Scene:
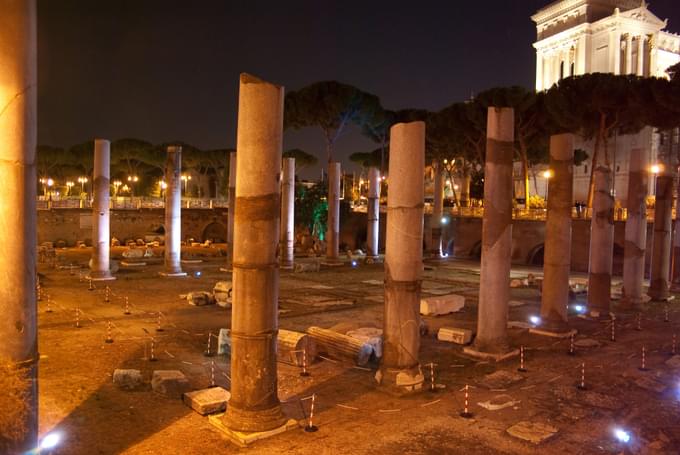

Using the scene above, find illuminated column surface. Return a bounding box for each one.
[621,149,648,307]
[223,73,286,431]
[430,160,444,257]
[648,168,673,301]
[162,145,186,276]
[474,107,514,354]
[540,134,573,331]
[90,139,115,281]
[378,121,425,392]
[280,156,295,269]
[587,166,614,316]
[326,161,341,261]
[227,150,236,268]
[366,166,380,258]
[0,0,38,451]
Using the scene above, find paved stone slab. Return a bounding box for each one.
[634,375,667,393]
[665,355,680,369]
[574,338,600,348]
[113,369,143,390]
[477,394,520,411]
[477,370,525,389]
[152,370,191,398]
[506,421,558,444]
[183,387,231,415]
[437,327,473,345]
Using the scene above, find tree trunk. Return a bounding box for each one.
[326,162,341,261]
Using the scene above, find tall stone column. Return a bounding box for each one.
[460,174,471,207]
[637,36,645,76]
[0,1,38,451]
[429,160,444,257]
[625,35,633,74]
[223,73,286,432]
[326,162,341,261]
[280,157,295,269]
[621,149,648,307]
[587,166,614,316]
[227,151,236,267]
[90,139,115,281]
[473,107,514,354]
[540,134,574,331]
[162,146,186,276]
[378,121,425,392]
[366,166,380,258]
[648,168,674,301]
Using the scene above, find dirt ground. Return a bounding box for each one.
[36,246,680,454]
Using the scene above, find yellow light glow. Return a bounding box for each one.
[542,170,552,179]
[650,164,662,174]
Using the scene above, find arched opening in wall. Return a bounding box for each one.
[527,244,545,266]
[470,241,482,259]
[202,222,227,243]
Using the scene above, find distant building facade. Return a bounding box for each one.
[531,0,680,205]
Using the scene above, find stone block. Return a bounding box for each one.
[218,328,231,355]
[478,370,525,389]
[184,291,215,306]
[665,355,680,369]
[213,281,232,308]
[112,369,143,390]
[437,327,472,345]
[183,387,231,415]
[506,421,558,444]
[420,294,465,316]
[151,370,191,398]
[478,394,520,411]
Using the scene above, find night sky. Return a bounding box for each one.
[37,0,680,179]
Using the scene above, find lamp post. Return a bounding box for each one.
[159,180,167,198]
[127,175,139,197]
[181,174,191,195]
[78,176,88,194]
[113,180,122,197]
[66,181,74,196]
[542,169,553,203]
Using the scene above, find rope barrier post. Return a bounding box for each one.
[304,394,319,432]
[460,384,473,418]
[635,313,642,331]
[104,286,110,303]
[610,319,616,342]
[37,285,42,301]
[577,363,587,390]
[124,296,131,315]
[427,362,437,392]
[105,320,114,344]
[156,312,164,332]
[149,338,157,362]
[210,360,216,387]
[517,346,527,372]
[568,333,575,356]
[638,346,649,371]
[300,349,311,377]
[88,278,94,291]
[75,308,81,328]
[664,305,670,323]
[204,332,214,357]
[672,333,677,356]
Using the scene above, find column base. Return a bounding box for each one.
[220,403,287,434]
[209,413,296,448]
[280,262,294,270]
[462,346,519,362]
[159,271,187,277]
[364,256,382,264]
[321,259,343,267]
[647,293,673,302]
[87,272,116,282]
[529,328,577,339]
[617,295,650,310]
[375,364,424,395]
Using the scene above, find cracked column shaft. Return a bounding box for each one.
[227,151,236,267]
[163,146,184,276]
[588,166,614,315]
[366,166,380,258]
[280,157,295,269]
[91,139,114,280]
[326,162,341,260]
[648,168,673,301]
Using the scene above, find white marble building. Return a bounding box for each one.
[531,0,680,205]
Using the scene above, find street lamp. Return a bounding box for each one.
[127,175,139,197]
[77,176,88,193]
[650,164,662,175]
[66,181,74,196]
[542,169,552,202]
[113,180,122,197]
[181,174,192,194]
[159,180,167,198]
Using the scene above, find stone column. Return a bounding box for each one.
[280,157,295,269]
[540,134,574,332]
[0,1,38,451]
[460,174,471,207]
[223,73,286,432]
[587,166,614,316]
[378,121,425,393]
[637,36,645,76]
[474,107,514,354]
[430,160,444,257]
[648,168,673,301]
[227,151,236,267]
[162,146,186,276]
[621,149,648,307]
[326,162,341,261]
[625,34,633,74]
[366,166,380,258]
[90,139,115,281]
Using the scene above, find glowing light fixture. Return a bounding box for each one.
[614,428,631,444]
[542,170,552,179]
[40,431,62,450]
[529,315,541,326]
